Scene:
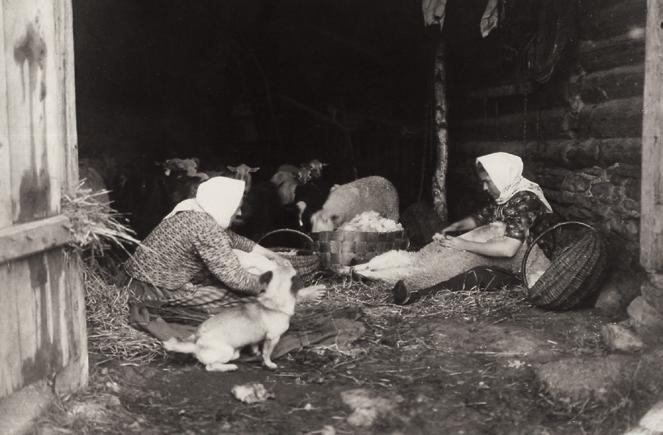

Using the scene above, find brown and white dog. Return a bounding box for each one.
[163,251,324,372]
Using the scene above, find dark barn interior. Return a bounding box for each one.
[72,0,434,234]
[72,0,648,309]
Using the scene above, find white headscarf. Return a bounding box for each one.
[476,152,553,213]
[163,176,245,228]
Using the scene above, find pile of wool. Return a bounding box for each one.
[340,211,404,232]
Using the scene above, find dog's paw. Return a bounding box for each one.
[264,361,278,370]
[206,363,238,372]
[162,337,178,351]
[297,285,327,303]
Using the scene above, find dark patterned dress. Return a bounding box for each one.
[471,191,548,243]
[124,211,263,313]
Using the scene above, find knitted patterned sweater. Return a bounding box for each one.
[125,211,262,294]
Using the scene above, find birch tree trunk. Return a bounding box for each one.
[432,40,449,223]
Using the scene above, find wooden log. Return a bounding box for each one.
[579,30,645,73]
[581,0,646,41]
[456,106,570,142]
[432,41,448,223]
[457,64,644,119]
[450,140,531,160]
[577,64,645,104]
[457,96,643,141]
[640,0,663,272]
[452,137,642,168]
[578,96,643,139]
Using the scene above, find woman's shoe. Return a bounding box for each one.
[391,280,411,305]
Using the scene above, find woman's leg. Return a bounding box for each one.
[393,266,521,305]
[162,283,250,314]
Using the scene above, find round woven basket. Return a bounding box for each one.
[312,229,409,271]
[521,221,607,311]
[258,229,320,279]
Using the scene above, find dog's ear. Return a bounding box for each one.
[259,271,273,286]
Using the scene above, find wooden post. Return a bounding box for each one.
[432,40,448,223]
[628,0,663,341]
[640,0,663,273]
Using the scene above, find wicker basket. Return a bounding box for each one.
[312,229,409,271]
[521,221,607,311]
[258,229,320,279]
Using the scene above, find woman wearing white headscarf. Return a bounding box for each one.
[123,176,290,314]
[386,152,553,305]
[435,152,552,257]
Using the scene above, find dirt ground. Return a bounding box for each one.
[37,275,660,435]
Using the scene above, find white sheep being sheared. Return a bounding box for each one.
[352,223,551,290]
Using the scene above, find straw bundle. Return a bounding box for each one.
[62,181,163,363]
[61,181,140,260]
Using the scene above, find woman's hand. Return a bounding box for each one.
[251,244,293,268]
[266,251,292,268]
[435,234,469,251]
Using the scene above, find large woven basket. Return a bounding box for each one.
[312,229,409,271]
[521,221,607,311]
[258,229,320,279]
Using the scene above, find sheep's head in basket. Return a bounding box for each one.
[310,210,339,233]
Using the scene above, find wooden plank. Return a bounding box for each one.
[3,0,63,223]
[0,215,72,264]
[53,0,78,196]
[0,3,12,229]
[63,0,78,195]
[55,251,88,395]
[0,263,21,397]
[640,0,663,272]
[12,256,38,389]
[0,249,76,399]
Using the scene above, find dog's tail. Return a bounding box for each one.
[163,337,197,354]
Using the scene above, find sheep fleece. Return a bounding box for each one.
[321,176,399,225]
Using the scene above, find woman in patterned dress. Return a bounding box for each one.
[392,152,554,304]
[435,152,552,256]
[123,176,292,317]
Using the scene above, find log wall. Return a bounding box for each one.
[449,0,646,303]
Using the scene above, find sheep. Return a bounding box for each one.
[310,176,399,233]
[352,223,551,290]
[228,163,259,193]
[304,158,328,180]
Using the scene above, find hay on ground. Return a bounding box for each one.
[62,181,163,364]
